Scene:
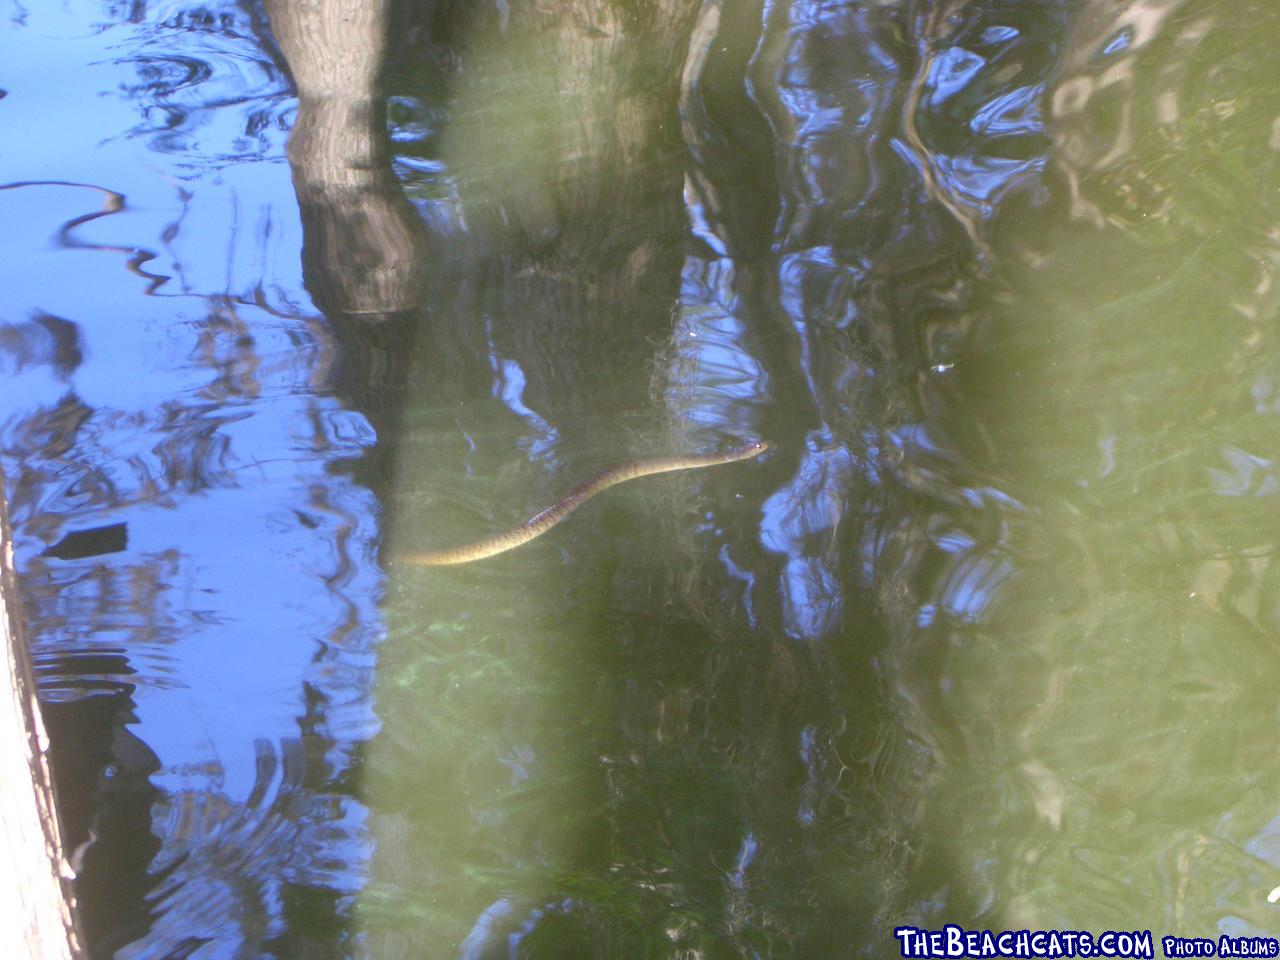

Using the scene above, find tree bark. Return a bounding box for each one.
[263,0,431,318]
[0,470,84,959]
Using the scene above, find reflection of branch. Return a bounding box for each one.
[897,6,993,264]
[0,181,170,293]
[1047,0,1186,227]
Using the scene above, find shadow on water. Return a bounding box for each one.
[0,0,1278,956]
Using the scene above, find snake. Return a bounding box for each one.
[393,440,768,566]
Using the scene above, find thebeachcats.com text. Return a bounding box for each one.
[894,926,1280,959]
[895,925,1154,959]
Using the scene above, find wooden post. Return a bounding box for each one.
[0,470,84,959]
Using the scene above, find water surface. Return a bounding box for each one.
[1,0,1277,956]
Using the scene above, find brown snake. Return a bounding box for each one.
[393,440,768,566]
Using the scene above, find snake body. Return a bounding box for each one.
[394,440,768,566]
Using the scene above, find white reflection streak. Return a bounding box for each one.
[458,896,577,958]
[937,552,1014,623]
[1207,447,1278,498]
[751,1,912,643]
[723,829,760,937]
[671,159,768,601]
[458,898,514,960]
[771,245,860,642]
[673,142,766,420]
[719,543,759,629]
[760,441,854,640]
[484,317,558,461]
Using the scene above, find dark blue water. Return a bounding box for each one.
[3,1,1279,957]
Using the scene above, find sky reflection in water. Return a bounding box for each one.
[2,4,377,955]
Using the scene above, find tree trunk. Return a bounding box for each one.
[263,0,431,318]
[0,470,84,959]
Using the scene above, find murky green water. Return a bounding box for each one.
[1,0,1278,956]
[356,1,1280,954]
